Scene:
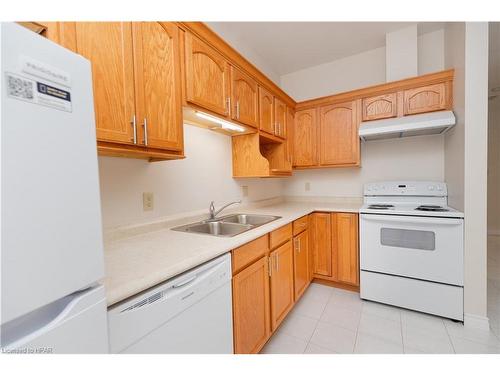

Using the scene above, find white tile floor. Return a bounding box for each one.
[261,283,500,354]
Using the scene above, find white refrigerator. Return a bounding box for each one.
[0,23,108,353]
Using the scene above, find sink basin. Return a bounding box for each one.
[184,221,252,237]
[171,213,281,237]
[220,214,281,226]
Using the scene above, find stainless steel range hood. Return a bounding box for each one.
[359,110,456,142]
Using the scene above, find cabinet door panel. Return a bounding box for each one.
[75,22,136,144]
[332,213,359,286]
[274,97,287,139]
[362,93,397,121]
[185,33,229,116]
[293,109,317,167]
[231,67,258,128]
[232,257,270,354]
[310,213,332,278]
[133,22,183,150]
[294,230,309,300]
[259,86,274,135]
[319,101,359,166]
[270,241,295,331]
[404,83,448,115]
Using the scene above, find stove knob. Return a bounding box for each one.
[437,185,443,191]
[428,185,435,191]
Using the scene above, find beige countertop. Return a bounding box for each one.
[103,200,362,307]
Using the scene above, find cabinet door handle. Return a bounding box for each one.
[268,256,272,277]
[275,253,279,272]
[297,238,301,253]
[225,97,231,116]
[236,101,240,119]
[142,118,148,146]
[130,115,137,144]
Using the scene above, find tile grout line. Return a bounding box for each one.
[303,290,335,353]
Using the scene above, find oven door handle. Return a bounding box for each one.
[361,214,463,226]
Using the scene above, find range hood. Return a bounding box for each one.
[359,110,456,142]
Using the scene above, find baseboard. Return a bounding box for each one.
[312,278,360,292]
[464,313,490,330]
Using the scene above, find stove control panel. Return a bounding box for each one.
[364,181,447,197]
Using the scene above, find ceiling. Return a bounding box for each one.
[208,22,445,76]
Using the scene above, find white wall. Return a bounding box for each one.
[444,23,466,211]
[444,22,490,325]
[280,30,445,102]
[280,47,386,102]
[488,23,500,235]
[98,125,283,228]
[386,25,418,81]
[463,22,489,323]
[284,136,444,198]
[205,22,281,85]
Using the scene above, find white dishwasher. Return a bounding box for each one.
[108,253,233,353]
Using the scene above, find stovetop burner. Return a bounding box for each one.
[368,204,395,210]
[415,205,449,212]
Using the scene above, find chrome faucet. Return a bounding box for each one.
[208,200,242,221]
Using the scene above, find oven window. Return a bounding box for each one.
[380,228,435,251]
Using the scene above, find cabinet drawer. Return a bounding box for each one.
[232,235,269,275]
[269,223,292,249]
[293,216,308,236]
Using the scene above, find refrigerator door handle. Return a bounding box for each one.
[2,286,104,350]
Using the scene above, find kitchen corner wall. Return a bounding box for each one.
[281,29,446,199]
[98,125,284,229]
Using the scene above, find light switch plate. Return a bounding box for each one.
[305,182,311,191]
[241,185,249,197]
[143,192,154,211]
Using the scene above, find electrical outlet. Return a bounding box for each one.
[305,182,311,191]
[241,185,249,197]
[143,192,154,211]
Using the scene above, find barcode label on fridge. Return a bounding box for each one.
[8,74,34,100]
[5,72,72,112]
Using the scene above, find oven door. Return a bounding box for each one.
[360,214,463,286]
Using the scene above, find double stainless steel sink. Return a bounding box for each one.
[171,214,281,237]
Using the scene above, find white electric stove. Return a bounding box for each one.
[359,181,464,321]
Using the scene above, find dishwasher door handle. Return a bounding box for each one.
[172,275,198,288]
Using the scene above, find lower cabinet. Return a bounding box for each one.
[293,221,310,300]
[231,212,358,354]
[269,240,295,331]
[232,256,271,354]
[311,212,359,288]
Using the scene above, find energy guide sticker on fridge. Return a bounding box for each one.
[5,72,72,112]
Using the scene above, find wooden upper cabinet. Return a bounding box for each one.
[403,82,450,115]
[274,97,287,139]
[310,213,332,278]
[259,86,275,135]
[319,101,359,166]
[232,256,270,354]
[269,241,295,331]
[332,213,359,286]
[184,33,230,117]
[75,22,136,145]
[293,230,309,300]
[293,109,317,167]
[132,22,183,151]
[230,67,258,128]
[362,93,398,121]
